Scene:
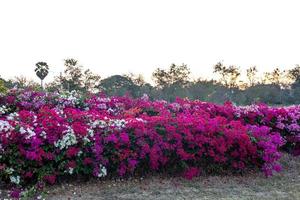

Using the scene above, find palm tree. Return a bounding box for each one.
[35,62,49,89]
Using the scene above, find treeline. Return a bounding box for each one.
[1,59,300,105]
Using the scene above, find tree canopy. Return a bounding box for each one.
[2,60,300,105]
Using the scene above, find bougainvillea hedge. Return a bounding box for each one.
[0,89,299,191]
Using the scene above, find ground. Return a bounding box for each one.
[1,154,299,200]
[46,154,300,200]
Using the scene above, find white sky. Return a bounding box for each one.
[0,0,300,84]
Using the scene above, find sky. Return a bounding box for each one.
[0,0,300,84]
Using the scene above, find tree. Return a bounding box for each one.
[99,75,138,97]
[35,62,49,89]
[263,68,282,85]
[0,78,7,94]
[152,63,191,88]
[82,69,101,93]
[62,58,83,91]
[213,62,227,84]
[263,68,291,104]
[49,58,101,93]
[152,68,171,88]
[288,65,300,103]
[246,66,258,87]
[243,83,283,105]
[11,76,40,89]
[213,62,241,102]
[187,79,229,103]
[169,63,191,85]
[124,73,146,86]
[288,65,300,83]
[213,62,241,88]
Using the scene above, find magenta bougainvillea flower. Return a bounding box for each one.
[0,89,299,189]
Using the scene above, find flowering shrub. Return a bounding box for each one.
[0,89,297,192]
[233,104,300,156]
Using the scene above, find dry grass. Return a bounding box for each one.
[1,154,299,200]
[45,154,300,200]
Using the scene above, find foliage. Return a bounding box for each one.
[35,62,49,88]
[99,75,139,97]
[152,63,191,88]
[213,62,241,88]
[9,76,40,90]
[263,68,285,86]
[4,61,300,105]
[48,58,101,93]
[1,89,299,197]
[0,79,7,94]
[246,66,258,87]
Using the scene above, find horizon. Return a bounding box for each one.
[0,60,298,86]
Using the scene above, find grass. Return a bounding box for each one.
[47,154,300,200]
[1,154,299,200]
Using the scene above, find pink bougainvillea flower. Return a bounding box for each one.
[183,167,201,180]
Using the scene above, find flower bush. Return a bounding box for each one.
[233,104,300,155]
[0,89,298,193]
